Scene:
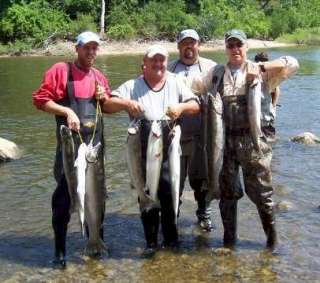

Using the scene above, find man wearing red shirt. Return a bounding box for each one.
[33,31,111,268]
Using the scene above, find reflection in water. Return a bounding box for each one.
[0,47,320,282]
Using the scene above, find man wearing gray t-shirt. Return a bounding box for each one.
[168,29,217,231]
[104,45,200,253]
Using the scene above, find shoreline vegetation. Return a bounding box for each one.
[0,38,296,58]
[1,1,319,57]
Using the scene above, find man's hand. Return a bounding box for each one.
[166,105,183,120]
[126,100,144,117]
[66,109,80,131]
[95,83,106,102]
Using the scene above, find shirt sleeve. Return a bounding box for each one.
[94,69,112,99]
[111,80,133,100]
[32,63,68,109]
[177,76,200,103]
[264,56,299,91]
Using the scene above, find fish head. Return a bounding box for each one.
[60,125,72,139]
[151,121,162,138]
[212,92,223,115]
[170,124,181,140]
[86,142,101,163]
[128,119,141,135]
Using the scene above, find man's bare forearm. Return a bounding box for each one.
[101,97,129,113]
[41,100,72,117]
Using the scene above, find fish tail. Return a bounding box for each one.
[85,238,107,257]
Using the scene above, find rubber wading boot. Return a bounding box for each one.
[141,209,159,256]
[258,208,278,251]
[194,189,214,232]
[52,218,68,269]
[198,217,214,232]
[219,199,238,247]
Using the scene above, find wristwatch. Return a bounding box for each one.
[259,63,266,73]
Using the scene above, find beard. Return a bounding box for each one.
[183,48,196,60]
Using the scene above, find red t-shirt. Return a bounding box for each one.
[32,62,111,109]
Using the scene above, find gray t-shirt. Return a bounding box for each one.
[112,72,198,121]
[169,58,216,141]
[172,61,201,78]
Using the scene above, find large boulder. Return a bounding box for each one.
[0,137,22,161]
[290,132,320,145]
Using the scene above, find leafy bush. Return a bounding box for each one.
[277,27,320,45]
[197,0,271,40]
[68,14,97,37]
[0,43,9,55]
[107,23,136,40]
[0,1,69,45]
[135,0,197,40]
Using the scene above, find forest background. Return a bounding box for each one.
[0,0,320,54]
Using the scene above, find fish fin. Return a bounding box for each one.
[85,238,107,257]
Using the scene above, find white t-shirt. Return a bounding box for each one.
[112,72,198,121]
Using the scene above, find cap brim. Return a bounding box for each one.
[225,35,246,43]
[146,51,168,58]
[178,35,199,43]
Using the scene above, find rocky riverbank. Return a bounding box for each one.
[1,39,295,57]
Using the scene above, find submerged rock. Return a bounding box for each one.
[0,137,21,161]
[275,200,294,212]
[211,247,232,256]
[290,132,320,145]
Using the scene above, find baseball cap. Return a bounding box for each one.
[76,31,100,46]
[224,29,247,43]
[145,45,168,58]
[177,29,200,43]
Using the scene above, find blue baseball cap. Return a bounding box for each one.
[76,31,100,46]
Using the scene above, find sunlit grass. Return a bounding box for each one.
[277,27,320,45]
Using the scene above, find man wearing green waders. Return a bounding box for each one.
[190,29,299,250]
[33,31,111,268]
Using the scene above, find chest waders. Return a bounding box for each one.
[213,64,277,250]
[139,120,180,250]
[52,63,105,265]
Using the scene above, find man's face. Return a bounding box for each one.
[76,42,99,68]
[225,39,247,66]
[178,38,199,63]
[143,54,167,79]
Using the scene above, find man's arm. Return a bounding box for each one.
[102,96,143,117]
[41,100,80,131]
[166,100,200,120]
[271,86,280,107]
[249,56,299,90]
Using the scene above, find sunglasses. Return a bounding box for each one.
[226,42,244,49]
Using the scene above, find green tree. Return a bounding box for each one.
[0,1,69,44]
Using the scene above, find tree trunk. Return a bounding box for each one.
[100,0,105,39]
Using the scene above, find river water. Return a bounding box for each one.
[0,47,319,282]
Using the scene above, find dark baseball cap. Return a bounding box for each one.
[224,29,247,43]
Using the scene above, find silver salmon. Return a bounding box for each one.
[206,92,224,204]
[168,125,182,225]
[247,80,263,155]
[126,120,154,212]
[60,125,77,213]
[84,142,107,256]
[146,121,163,206]
[74,142,87,235]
